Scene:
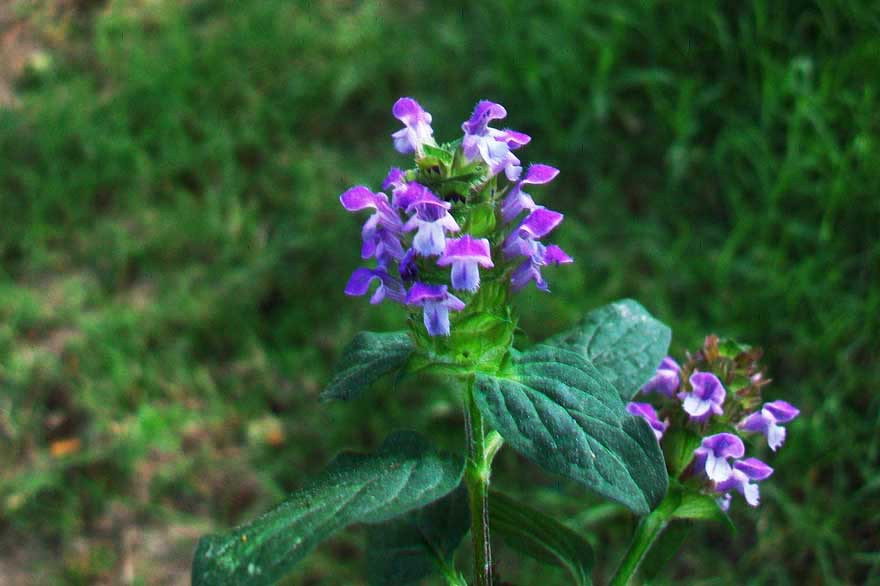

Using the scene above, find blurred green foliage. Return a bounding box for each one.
[0,0,878,584]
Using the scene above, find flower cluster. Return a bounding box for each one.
[627,336,800,510]
[341,98,572,337]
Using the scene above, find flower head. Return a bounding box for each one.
[641,357,681,397]
[461,100,530,180]
[405,282,465,336]
[715,457,774,507]
[392,98,435,156]
[738,400,800,451]
[679,371,726,422]
[437,235,494,292]
[626,402,668,440]
[693,433,745,482]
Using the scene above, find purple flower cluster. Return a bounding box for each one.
[626,340,800,511]
[341,98,572,336]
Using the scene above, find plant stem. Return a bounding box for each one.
[464,375,493,586]
[608,498,674,586]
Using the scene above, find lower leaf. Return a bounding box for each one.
[191,431,463,586]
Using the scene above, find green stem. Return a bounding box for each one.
[464,375,493,586]
[608,499,674,586]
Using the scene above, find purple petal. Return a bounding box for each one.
[510,258,549,293]
[641,357,681,397]
[462,100,507,135]
[344,267,377,297]
[451,261,480,292]
[763,400,800,423]
[734,458,774,481]
[400,183,449,213]
[519,208,565,239]
[383,167,406,192]
[689,372,726,402]
[626,402,668,440]
[541,244,573,265]
[738,411,771,433]
[406,282,448,305]
[399,249,418,282]
[496,129,531,149]
[700,433,745,459]
[340,186,385,212]
[423,302,451,336]
[393,97,431,126]
[522,164,560,185]
[437,235,493,267]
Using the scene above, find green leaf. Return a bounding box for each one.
[660,427,701,477]
[545,299,671,400]
[423,143,454,166]
[474,346,668,515]
[321,331,413,401]
[191,431,463,586]
[366,485,470,586]
[669,487,735,531]
[489,491,594,586]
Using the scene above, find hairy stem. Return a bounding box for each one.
[464,375,493,586]
[608,498,674,586]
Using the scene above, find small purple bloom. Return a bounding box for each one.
[402,185,460,257]
[437,235,494,292]
[510,243,573,292]
[715,457,774,507]
[502,208,565,259]
[392,97,435,156]
[461,100,530,180]
[501,164,559,224]
[340,186,404,265]
[641,357,681,397]
[738,400,800,451]
[693,433,745,482]
[626,402,668,440]
[679,371,726,423]
[344,267,406,304]
[406,282,466,336]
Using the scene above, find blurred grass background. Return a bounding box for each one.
[0,0,878,584]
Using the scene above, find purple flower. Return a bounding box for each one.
[340,186,404,265]
[501,164,559,224]
[693,433,745,482]
[406,282,466,336]
[392,98,435,156]
[678,371,726,422]
[510,243,573,292]
[715,457,774,507]
[344,267,406,304]
[398,248,418,282]
[626,402,668,440]
[437,235,494,292]
[401,185,460,256]
[641,357,681,397]
[383,167,409,204]
[738,400,800,451]
[502,208,565,259]
[461,100,530,180]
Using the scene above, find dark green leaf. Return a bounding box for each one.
[474,346,668,514]
[191,431,463,586]
[321,331,413,401]
[545,299,671,400]
[366,485,470,586]
[490,491,594,586]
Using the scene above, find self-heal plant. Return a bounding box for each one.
[192,101,801,586]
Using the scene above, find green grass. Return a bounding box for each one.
[1,0,878,584]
